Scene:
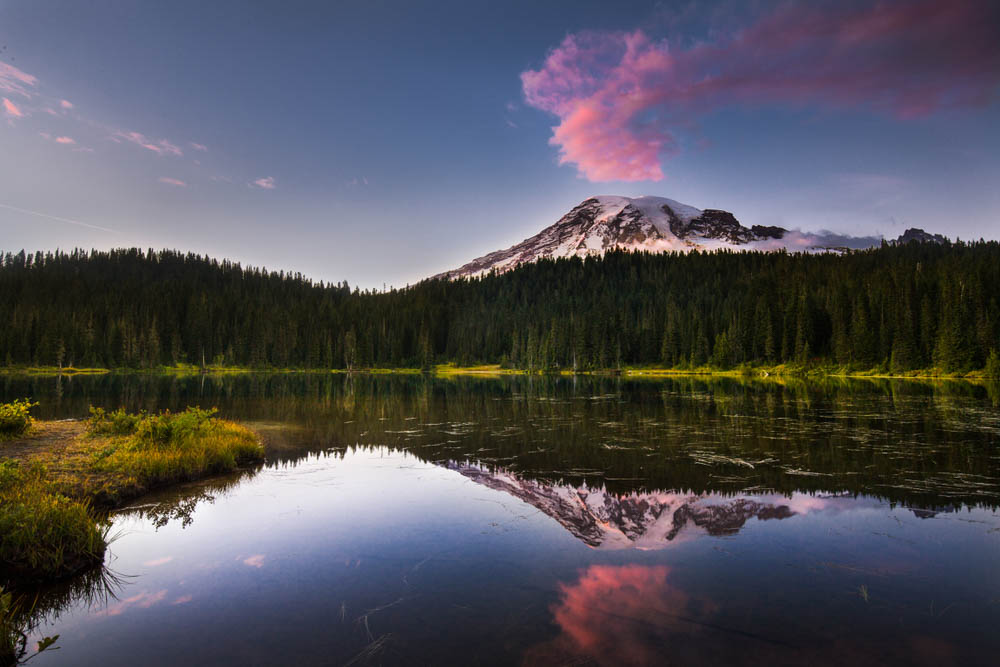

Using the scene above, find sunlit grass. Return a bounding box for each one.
[0,460,106,584]
[85,406,264,500]
[1,403,264,587]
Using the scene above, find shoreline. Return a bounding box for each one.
[1,363,995,383]
[1,412,264,586]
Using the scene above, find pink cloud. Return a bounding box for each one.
[0,63,37,98]
[3,97,24,118]
[55,136,75,144]
[60,99,73,109]
[112,130,184,156]
[190,142,208,151]
[103,589,168,617]
[251,176,275,190]
[521,0,1000,182]
[158,177,187,187]
[172,595,193,605]
[524,564,719,666]
[143,556,174,567]
[242,554,265,568]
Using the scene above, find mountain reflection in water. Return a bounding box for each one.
[1,373,998,666]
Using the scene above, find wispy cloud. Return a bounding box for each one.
[242,554,265,568]
[59,99,73,109]
[112,130,184,156]
[3,97,24,118]
[54,136,75,144]
[158,176,187,187]
[0,63,37,98]
[190,142,207,151]
[251,176,275,190]
[0,202,115,232]
[142,556,174,567]
[103,589,168,617]
[522,0,1000,181]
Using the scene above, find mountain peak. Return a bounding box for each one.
[433,195,926,280]
[434,195,784,279]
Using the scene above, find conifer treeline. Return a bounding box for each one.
[1,243,998,372]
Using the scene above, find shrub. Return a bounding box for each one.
[85,407,142,436]
[0,400,37,440]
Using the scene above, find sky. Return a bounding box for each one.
[2,0,999,288]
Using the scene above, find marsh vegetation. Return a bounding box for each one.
[0,402,263,588]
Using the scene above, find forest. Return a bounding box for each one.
[1,241,998,374]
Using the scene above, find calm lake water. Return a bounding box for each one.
[3,373,1000,666]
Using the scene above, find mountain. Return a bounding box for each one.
[448,462,806,549]
[435,195,958,279]
[894,227,948,244]
[436,195,890,279]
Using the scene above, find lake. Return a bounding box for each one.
[3,373,999,666]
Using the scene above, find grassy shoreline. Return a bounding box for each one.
[1,362,996,382]
[1,406,264,587]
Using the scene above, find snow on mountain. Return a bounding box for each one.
[448,462,807,549]
[433,195,890,279]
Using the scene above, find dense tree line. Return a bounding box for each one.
[1,242,998,372]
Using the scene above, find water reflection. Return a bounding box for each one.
[1,373,998,665]
[4,372,999,510]
[5,566,127,665]
[526,564,719,666]
[451,463,818,548]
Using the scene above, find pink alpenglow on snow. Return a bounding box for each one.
[521,0,1000,182]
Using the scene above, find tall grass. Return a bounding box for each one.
[86,406,263,491]
[0,461,106,584]
[1,404,263,589]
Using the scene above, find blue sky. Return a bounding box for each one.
[2,0,998,288]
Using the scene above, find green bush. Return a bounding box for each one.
[85,407,142,436]
[0,400,37,440]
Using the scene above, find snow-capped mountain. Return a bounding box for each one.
[449,462,802,549]
[434,195,888,279]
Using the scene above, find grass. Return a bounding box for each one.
[85,406,264,498]
[0,402,264,587]
[0,460,106,585]
[2,361,995,382]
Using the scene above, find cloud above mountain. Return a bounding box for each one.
[521,0,1000,182]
